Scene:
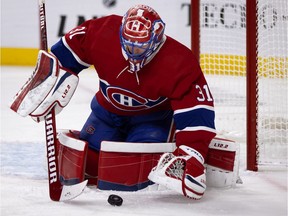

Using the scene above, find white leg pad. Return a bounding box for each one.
[206,137,242,188]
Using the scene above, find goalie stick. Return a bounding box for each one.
[38,0,87,201]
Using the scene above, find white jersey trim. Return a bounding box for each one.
[101,141,176,153]
[176,126,216,134]
[174,105,214,115]
[62,36,91,67]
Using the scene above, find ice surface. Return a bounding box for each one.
[1,66,287,216]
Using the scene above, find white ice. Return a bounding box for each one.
[1,66,287,216]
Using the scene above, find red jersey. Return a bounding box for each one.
[51,15,216,156]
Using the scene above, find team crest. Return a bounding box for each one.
[100,79,167,111]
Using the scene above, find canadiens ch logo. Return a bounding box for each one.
[100,79,167,111]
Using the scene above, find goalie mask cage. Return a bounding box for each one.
[191,0,287,171]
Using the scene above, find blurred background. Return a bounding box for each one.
[1,0,192,66]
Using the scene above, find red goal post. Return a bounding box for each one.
[191,0,288,171]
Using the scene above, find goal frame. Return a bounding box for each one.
[190,0,258,171]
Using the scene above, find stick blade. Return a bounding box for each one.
[56,180,88,202]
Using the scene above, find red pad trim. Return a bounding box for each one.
[98,151,161,190]
[206,149,236,171]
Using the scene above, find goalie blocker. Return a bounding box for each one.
[9,50,79,122]
[56,130,241,193]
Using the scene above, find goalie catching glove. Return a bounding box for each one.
[148,145,206,200]
[10,50,79,121]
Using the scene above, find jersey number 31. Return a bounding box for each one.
[196,84,213,102]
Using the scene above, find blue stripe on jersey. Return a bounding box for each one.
[51,39,89,73]
[174,106,215,131]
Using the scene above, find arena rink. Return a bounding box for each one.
[1,66,287,216]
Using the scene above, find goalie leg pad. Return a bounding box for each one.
[98,151,161,191]
[57,130,88,185]
[95,138,240,192]
[97,141,175,191]
[85,148,99,186]
[206,137,241,187]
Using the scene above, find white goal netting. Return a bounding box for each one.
[197,0,287,166]
[256,0,287,166]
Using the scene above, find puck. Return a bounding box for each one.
[108,194,123,206]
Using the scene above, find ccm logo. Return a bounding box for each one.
[62,85,71,98]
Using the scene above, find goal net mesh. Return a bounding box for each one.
[198,0,287,166]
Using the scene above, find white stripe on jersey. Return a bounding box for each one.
[174,105,214,115]
[176,126,216,134]
[62,36,91,67]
